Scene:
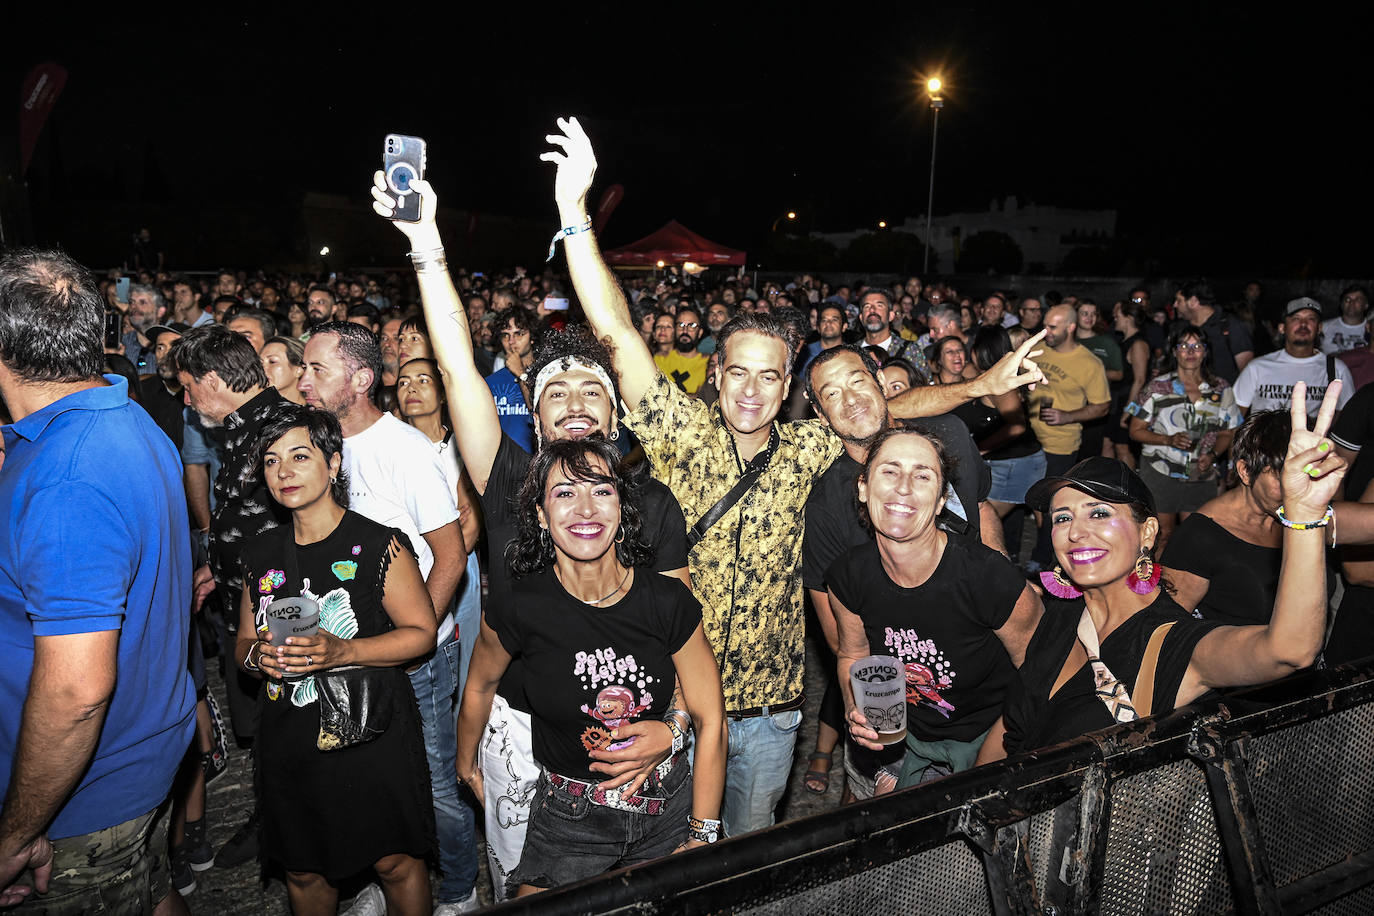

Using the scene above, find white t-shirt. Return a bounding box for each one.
[344,412,461,640]
[1232,349,1354,415]
[1322,317,1367,355]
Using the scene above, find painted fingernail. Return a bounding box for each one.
[1319,441,1330,452]
[1303,464,1315,475]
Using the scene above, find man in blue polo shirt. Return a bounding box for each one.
[0,248,195,913]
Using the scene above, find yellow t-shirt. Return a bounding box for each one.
[1028,343,1112,456]
[653,350,710,394]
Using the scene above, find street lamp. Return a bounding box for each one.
[923,76,944,275]
[772,211,798,232]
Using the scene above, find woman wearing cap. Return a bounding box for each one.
[980,381,1345,760]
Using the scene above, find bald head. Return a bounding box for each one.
[1043,304,1079,350]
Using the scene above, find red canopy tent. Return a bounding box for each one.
[603,220,746,268]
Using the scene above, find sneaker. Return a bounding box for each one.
[213,811,259,869]
[170,847,197,896]
[343,882,386,916]
[183,820,214,873]
[433,888,480,915]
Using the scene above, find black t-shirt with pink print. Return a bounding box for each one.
[490,565,701,782]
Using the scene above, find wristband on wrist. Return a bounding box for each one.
[243,643,260,673]
[1275,504,1334,530]
[687,815,721,844]
[546,218,593,262]
[408,246,447,273]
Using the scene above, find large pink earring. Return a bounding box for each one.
[1127,550,1161,595]
[1039,567,1083,600]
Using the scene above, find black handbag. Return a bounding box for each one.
[316,665,395,751]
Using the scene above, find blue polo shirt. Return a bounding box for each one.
[0,376,195,839]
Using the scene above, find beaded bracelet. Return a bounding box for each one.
[546,219,593,262]
[1275,505,1334,530]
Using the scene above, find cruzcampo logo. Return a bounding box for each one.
[331,561,358,582]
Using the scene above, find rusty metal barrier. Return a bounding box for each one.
[480,660,1374,915]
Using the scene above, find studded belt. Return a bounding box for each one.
[543,750,685,815]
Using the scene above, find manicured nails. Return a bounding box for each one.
[1319,441,1331,453]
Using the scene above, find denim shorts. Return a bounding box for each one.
[507,756,692,894]
[987,450,1047,505]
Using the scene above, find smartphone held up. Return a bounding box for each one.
[383,134,427,222]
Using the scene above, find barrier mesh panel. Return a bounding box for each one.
[735,840,991,916]
[1312,881,1374,916]
[1026,805,1059,896]
[1100,761,1232,915]
[1247,703,1374,888]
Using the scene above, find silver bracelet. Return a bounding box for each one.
[243,643,260,672]
[408,246,447,274]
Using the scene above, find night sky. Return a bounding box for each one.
[5,8,1371,274]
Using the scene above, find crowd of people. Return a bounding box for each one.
[0,115,1366,916]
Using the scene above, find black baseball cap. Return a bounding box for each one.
[1026,456,1156,515]
[144,322,191,345]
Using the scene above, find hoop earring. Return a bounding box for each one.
[539,529,553,555]
[330,476,337,484]
[1039,566,1083,600]
[1127,548,1161,595]
[615,525,626,544]
[609,425,620,441]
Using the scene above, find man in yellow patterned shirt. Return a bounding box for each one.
[542,116,1045,835]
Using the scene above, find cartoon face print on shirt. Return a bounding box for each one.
[886,627,957,718]
[574,646,656,753]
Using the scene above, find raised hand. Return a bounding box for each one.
[540,116,597,212]
[1281,380,1346,520]
[980,328,1047,398]
[370,171,441,249]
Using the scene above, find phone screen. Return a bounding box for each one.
[104,312,123,350]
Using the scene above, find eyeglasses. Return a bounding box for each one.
[677,321,699,329]
[1130,296,1146,303]
[1175,342,1206,351]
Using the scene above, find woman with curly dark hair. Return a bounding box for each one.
[455,438,725,897]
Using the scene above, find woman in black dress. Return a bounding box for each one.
[236,404,438,915]
[981,382,1344,760]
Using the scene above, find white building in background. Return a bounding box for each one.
[817,197,1117,272]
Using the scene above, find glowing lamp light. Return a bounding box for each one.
[927,77,942,94]
[319,246,330,256]
[786,211,797,220]
[878,220,887,229]
[656,260,666,268]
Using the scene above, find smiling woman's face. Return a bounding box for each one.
[858,433,946,543]
[1049,486,1156,588]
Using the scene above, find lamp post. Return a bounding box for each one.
[771,210,797,232]
[923,77,944,275]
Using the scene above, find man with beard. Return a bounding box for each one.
[1233,297,1354,418]
[378,315,403,390]
[370,171,691,905]
[121,284,167,375]
[654,305,711,394]
[698,300,733,355]
[139,323,191,449]
[543,115,1042,837]
[304,286,336,332]
[170,326,286,867]
[858,290,930,382]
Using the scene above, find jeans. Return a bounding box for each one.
[454,551,482,697]
[721,708,803,837]
[408,633,477,903]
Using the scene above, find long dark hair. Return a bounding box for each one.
[505,438,655,577]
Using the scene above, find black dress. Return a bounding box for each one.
[241,511,434,880]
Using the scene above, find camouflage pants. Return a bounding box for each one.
[9,801,171,915]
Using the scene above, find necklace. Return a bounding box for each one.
[559,565,631,605]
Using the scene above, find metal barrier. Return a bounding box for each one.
[481,661,1374,915]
